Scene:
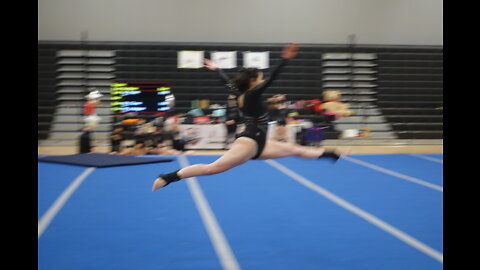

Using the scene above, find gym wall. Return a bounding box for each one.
[38,0,442,45]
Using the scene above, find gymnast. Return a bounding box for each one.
[152,43,349,191]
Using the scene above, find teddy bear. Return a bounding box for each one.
[321,90,354,118]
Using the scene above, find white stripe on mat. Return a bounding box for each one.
[410,154,443,164]
[265,159,443,264]
[343,156,443,192]
[177,156,241,270]
[38,167,95,238]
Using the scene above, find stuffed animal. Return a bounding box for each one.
[321,90,353,118]
[304,99,323,114]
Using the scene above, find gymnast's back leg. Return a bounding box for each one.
[256,139,350,161]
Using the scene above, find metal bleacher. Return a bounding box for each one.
[376,49,443,139]
[38,46,58,141]
[38,41,443,147]
[320,52,397,140]
[39,45,116,147]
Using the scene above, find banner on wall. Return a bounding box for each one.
[243,51,269,69]
[177,50,204,69]
[179,123,298,149]
[210,51,237,69]
[180,124,227,149]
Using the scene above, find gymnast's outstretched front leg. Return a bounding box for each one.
[152,137,257,191]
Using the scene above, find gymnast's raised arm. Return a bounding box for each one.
[204,58,232,86]
[250,43,299,96]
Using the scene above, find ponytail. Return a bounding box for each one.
[232,68,260,92]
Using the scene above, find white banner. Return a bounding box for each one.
[177,50,204,69]
[266,124,297,144]
[243,51,269,69]
[180,123,299,149]
[210,51,237,69]
[181,124,227,149]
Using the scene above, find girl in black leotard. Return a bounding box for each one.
[152,43,349,191]
[204,58,276,157]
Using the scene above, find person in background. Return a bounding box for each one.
[268,94,288,124]
[147,143,195,155]
[79,125,93,154]
[163,112,187,151]
[268,94,289,142]
[83,89,102,128]
[224,92,243,149]
[204,59,244,149]
[110,126,124,154]
[117,141,148,155]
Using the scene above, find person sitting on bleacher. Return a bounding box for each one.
[267,94,289,142]
[267,94,288,125]
[110,126,124,154]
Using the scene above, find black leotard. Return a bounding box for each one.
[216,58,289,159]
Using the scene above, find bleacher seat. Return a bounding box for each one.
[39,42,443,143]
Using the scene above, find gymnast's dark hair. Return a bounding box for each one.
[232,68,261,92]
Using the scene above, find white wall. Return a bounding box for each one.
[38,0,442,45]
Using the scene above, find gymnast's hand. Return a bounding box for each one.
[204,58,218,70]
[282,43,299,59]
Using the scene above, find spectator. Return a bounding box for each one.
[163,113,185,150]
[203,59,243,149]
[147,143,195,155]
[117,141,148,155]
[110,126,124,154]
[224,92,242,149]
[79,125,93,154]
[268,94,288,125]
[83,89,103,128]
[268,94,289,142]
[134,119,156,147]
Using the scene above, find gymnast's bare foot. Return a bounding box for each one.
[152,177,168,191]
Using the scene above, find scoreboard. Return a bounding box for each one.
[110,82,174,114]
